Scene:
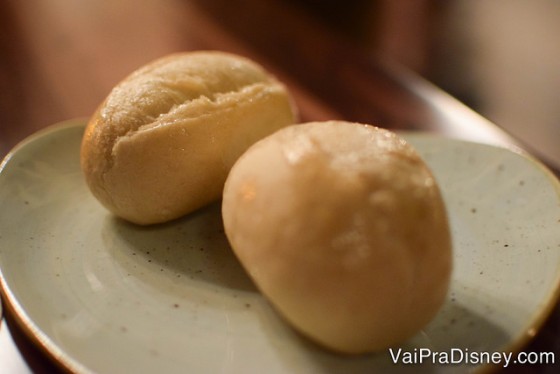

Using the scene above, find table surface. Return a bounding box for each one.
[1,0,559,373]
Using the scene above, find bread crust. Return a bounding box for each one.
[81,51,296,224]
[222,121,452,353]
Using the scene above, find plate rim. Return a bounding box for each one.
[399,129,560,363]
[0,119,92,374]
[1,120,560,374]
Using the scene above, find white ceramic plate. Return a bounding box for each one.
[1,120,560,373]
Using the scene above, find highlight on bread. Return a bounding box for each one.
[81,51,296,225]
[222,121,452,354]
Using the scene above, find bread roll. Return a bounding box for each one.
[81,51,296,225]
[222,121,452,354]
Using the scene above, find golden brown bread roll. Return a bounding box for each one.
[222,121,452,354]
[81,51,296,225]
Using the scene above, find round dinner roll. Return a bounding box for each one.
[81,51,296,225]
[222,121,452,354]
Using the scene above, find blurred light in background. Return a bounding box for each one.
[291,0,560,168]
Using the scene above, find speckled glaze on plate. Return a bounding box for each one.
[0,120,559,373]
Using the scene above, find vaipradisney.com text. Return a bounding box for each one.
[389,347,555,368]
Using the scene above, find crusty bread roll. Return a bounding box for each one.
[222,121,452,354]
[81,51,296,225]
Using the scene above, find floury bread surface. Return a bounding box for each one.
[81,51,296,225]
[222,121,452,354]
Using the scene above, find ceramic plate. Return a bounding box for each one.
[1,120,560,373]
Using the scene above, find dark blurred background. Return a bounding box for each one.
[290,0,560,168]
[1,0,559,167]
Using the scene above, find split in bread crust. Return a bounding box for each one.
[81,51,296,224]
